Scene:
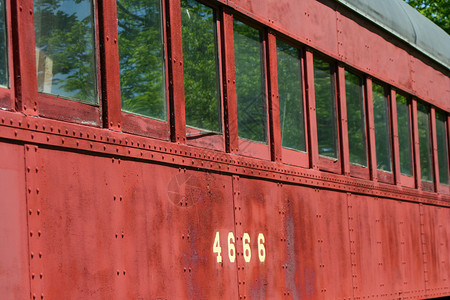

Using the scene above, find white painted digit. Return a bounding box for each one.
[257,233,266,262]
[228,232,236,263]
[213,232,222,263]
[243,233,251,263]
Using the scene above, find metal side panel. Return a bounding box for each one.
[35,147,238,299]
[282,185,353,299]
[232,176,286,299]
[0,142,29,299]
[421,204,450,298]
[229,0,339,55]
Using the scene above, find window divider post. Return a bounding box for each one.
[337,65,350,176]
[365,77,377,181]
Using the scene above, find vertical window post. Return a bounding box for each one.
[11,0,38,114]
[166,0,186,144]
[305,50,318,170]
[411,99,421,189]
[266,31,281,162]
[337,65,349,176]
[365,77,377,181]
[430,107,439,191]
[220,9,238,153]
[98,0,121,130]
[390,89,401,185]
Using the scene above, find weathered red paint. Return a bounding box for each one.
[0,0,449,299]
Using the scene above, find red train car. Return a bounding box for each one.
[0,0,449,299]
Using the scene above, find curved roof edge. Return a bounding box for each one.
[333,0,450,71]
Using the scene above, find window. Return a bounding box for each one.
[436,111,449,185]
[345,71,367,167]
[34,0,97,104]
[396,94,413,176]
[314,58,338,159]
[372,83,392,172]
[181,0,221,133]
[0,0,7,87]
[417,102,433,182]
[118,0,166,120]
[233,20,266,143]
[276,40,305,152]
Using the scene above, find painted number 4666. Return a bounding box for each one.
[213,231,266,263]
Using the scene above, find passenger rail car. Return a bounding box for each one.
[0,0,449,299]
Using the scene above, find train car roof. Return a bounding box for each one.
[334,0,450,70]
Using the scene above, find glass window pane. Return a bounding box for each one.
[396,94,413,176]
[276,40,305,152]
[34,0,97,104]
[0,0,7,87]
[345,71,367,166]
[436,112,449,185]
[372,83,392,172]
[417,102,433,182]
[234,20,266,143]
[314,58,338,159]
[181,0,221,132]
[118,0,166,120]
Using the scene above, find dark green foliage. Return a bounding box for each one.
[234,20,267,143]
[372,83,392,172]
[405,0,450,34]
[181,0,221,132]
[314,58,338,159]
[118,0,166,120]
[34,0,97,103]
[345,71,367,167]
[276,40,305,152]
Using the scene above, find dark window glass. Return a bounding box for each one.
[436,111,449,185]
[396,94,413,176]
[314,58,338,159]
[0,0,7,87]
[118,0,166,120]
[234,20,266,143]
[34,0,97,104]
[417,103,433,182]
[276,40,305,152]
[181,0,221,132]
[372,83,391,172]
[345,71,367,166]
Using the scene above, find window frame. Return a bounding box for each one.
[0,0,13,110]
[370,79,394,184]
[432,108,450,194]
[392,91,415,188]
[313,54,341,174]
[271,34,309,168]
[229,14,271,160]
[341,67,370,180]
[183,0,225,151]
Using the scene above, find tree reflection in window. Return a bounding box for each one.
[234,20,267,143]
[396,94,413,176]
[345,71,367,167]
[118,0,166,120]
[34,0,97,103]
[436,111,449,185]
[0,0,7,87]
[314,58,338,159]
[181,0,221,132]
[276,40,305,152]
[417,102,432,182]
[372,83,392,172]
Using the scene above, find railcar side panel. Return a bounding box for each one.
[420,204,450,298]
[282,185,353,299]
[0,142,29,299]
[33,147,238,299]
